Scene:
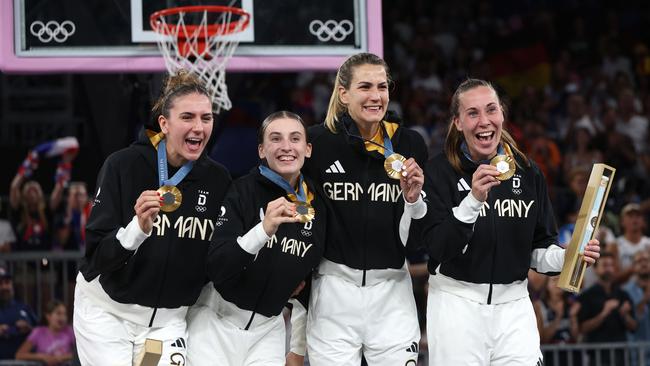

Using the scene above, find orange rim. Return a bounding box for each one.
[150,5,250,37]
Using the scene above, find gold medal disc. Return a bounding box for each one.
[490,155,515,181]
[295,202,315,223]
[384,153,406,180]
[157,185,182,212]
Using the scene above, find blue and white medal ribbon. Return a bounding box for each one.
[259,165,314,223]
[157,139,194,212]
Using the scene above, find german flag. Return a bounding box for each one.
[488,43,551,97]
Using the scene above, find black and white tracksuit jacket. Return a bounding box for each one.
[78,131,231,327]
[303,113,428,284]
[421,150,564,304]
[206,167,326,320]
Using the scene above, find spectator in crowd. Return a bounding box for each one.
[613,203,650,284]
[578,252,637,366]
[562,119,603,183]
[623,250,650,365]
[0,265,37,360]
[0,198,16,253]
[616,88,648,154]
[15,300,75,366]
[9,175,55,252]
[54,182,91,252]
[536,276,582,366]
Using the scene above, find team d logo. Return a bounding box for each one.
[512,176,522,195]
[196,191,208,213]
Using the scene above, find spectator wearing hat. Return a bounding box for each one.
[0,265,37,360]
[613,203,650,284]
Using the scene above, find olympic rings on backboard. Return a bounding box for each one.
[30,20,76,43]
[309,19,354,42]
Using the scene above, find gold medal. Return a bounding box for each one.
[384,153,406,180]
[490,154,515,181]
[157,185,182,212]
[295,202,315,223]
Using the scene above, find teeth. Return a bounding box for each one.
[478,132,493,137]
[279,156,295,161]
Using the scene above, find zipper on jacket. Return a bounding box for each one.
[244,311,256,330]
[148,308,158,327]
[487,194,498,305]
[361,156,371,286]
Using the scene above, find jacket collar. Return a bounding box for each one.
[132,127,210,183]
[334,112,403,158]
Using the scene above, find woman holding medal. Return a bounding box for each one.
[185,111,325,365]
[420,78,601,365]
[73,70,231,366]
[303,53,427,366]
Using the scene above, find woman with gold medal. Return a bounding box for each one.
[74,70,231,366]
[419,78,601,365]
[302,53,428,366]
[185,111,326,366]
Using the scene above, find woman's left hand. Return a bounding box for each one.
[583,238,601,265]
[400,158,424,203]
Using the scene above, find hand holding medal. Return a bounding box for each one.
[262,197,302,236]
[259,166,315,231]
[399,158,425,203]
[134,190,163,234]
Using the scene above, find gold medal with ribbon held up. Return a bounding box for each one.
[259,165,315,223]
[150,131,194,213]
[490,143,515,181]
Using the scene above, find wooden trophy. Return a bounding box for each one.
[558,163,616,293]
[135,338,163,366]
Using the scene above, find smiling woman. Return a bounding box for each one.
[419,78,601,366]
[73,70,232,366]
[185,111,326,365]
[303,53,428,366]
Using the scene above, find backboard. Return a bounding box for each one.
[0,0,382,73]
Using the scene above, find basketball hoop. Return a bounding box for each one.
[150,5,250,114]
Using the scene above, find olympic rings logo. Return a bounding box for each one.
[195,205,207,213]
[30,20,76,43]
[309,19,354,42]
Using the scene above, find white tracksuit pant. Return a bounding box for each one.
[306,259,420,366]
[73,278,188,366]
[186,285,285,366]
[427,274,543,365]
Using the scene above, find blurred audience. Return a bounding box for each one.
[578,253,637,365]
[15,300,74,366]
[0,265,37,360]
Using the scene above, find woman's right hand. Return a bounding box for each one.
[262,197,299,236]
[134,190,162,234]
[470,164,501,202]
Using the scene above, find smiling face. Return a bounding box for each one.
[453,85,504,161]
[339,63,389,128]
[258,117,312,186]
[158,92,213,167]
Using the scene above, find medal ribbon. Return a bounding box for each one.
[344,122,396,158]
[157,139,194,187]
[258,165,307,202]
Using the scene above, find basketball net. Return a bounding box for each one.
[151,7,249,114]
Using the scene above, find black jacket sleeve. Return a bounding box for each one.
[419,159,475,264]
[84,155,136,276]
[206,183,259,285]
